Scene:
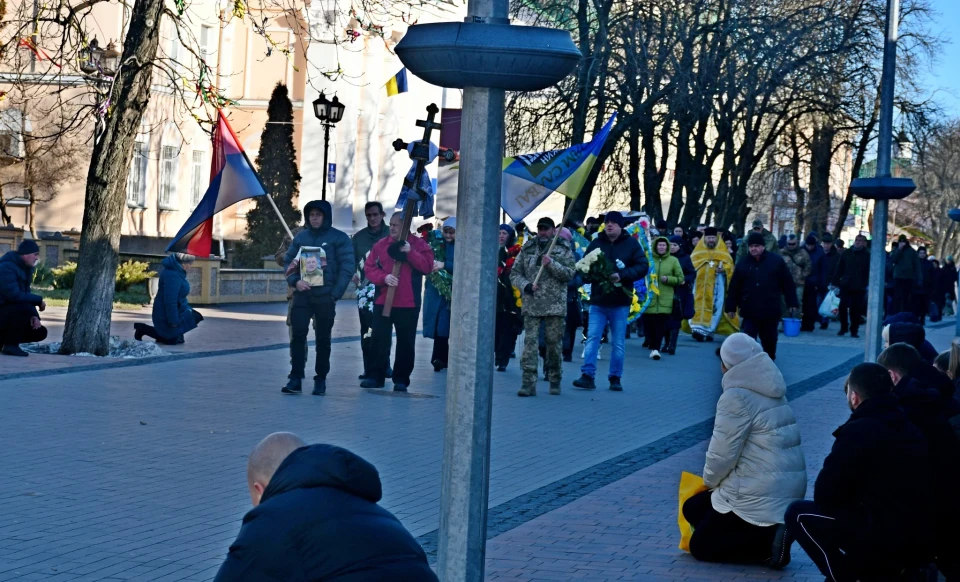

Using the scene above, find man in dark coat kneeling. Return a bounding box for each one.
[0,240,48,356]
[214,433,437,582]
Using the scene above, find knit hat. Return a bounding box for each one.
[805,234,818,245]
[786,234,798,243]
[898,234,908,243]
[604,211,625,227]
[499,223,515,238]
[746,232,766,247]
[703,227,718,237]
[17,239,40,255]
[821,233,834,243]
[537,216,556,229]
[443,217,457,230]
[720,332,763,369]
[752,219,764,229]
[174,252,196,264]
[669,235,685,246]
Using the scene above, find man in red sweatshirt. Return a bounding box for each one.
[361,213,435,391]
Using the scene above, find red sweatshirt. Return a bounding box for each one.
[365,234,435,308]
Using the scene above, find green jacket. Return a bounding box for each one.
[646,237,684,315]
[510,236,576,317]
[890,244,921,282]
[737,229,779,262]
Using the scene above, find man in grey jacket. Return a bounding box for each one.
[282,200,354,396]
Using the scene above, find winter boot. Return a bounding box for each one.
[312,379,326,396]
[360,378,385,389]
[1,345,28,357]
[572,374,596,390]
[393,383,408,393]
[766,523,792,570]
[517,384,537,397]
[549,381,561,395]
[608,376,623,391]
[664,330,679,355]
[134,323,159,342]
[281,377,302,394]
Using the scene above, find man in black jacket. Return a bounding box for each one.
[724,232,797,360]
[785,363,934,582]
[282,199,355,395]
[832,234,870,337]
[877,343,960,579]
[352,202,391,381]
[573,211,648,391]
[0,240,48,356]
[214,433,437,581]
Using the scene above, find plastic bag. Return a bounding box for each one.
[819,288,840,320]
[678,471,708,552]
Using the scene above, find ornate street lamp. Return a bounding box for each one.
[311,92,345,201]
[80,38,121,77]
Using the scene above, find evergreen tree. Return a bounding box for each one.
[233,83,302,267]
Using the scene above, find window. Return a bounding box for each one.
[158,145,179,210]
[126,140,147,207]
[200,26,213,61]
[191,150,205,208]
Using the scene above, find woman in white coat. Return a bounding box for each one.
[683,332,807,569]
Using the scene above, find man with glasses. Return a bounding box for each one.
[352,202,391,381]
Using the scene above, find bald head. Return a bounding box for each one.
[246,432,306,506]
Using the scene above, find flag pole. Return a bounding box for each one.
[264,193,295,240]
[531,198,577,286]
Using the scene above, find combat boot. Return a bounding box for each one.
[549,381,561,395]
[517,385,537,397]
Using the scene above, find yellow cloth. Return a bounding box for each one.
[683,238,739,335]
[678,471,708,552]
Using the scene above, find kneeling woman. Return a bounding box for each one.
[135,253,203,345]
[683,333,806,568]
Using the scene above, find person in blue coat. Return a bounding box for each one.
[0,240,48,356]
[135,253,202,345]
[424,217,455,371]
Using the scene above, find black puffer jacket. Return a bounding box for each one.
[832,246,871,292]
[583,231,648,307]
[813,393,934,560]
[213,444,437,582]
[283,200,355,301]
[0,251,43,310]
[725,250,798,319]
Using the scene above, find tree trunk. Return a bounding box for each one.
[789,128,805,234]
[805,121,836,237]
[59,0,165,356]
[628,124,641,211]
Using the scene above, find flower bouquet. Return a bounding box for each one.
[428,230,453,300]
[357,283,375,312]
[575,249,627,296]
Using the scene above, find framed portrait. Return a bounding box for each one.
[297,246,326,287]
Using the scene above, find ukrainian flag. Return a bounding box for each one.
[500,114,617,223]
[385,68,409,97]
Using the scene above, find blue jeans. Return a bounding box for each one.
[581,305,629,379]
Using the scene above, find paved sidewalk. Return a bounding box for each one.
[0,303,950,581]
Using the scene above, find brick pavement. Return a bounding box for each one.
[0,304,949,581]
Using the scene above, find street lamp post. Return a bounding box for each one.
[312,92,345,201]
[849,0,916,362]
[79,38,121,138]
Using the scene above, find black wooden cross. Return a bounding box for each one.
[383,103,442,317]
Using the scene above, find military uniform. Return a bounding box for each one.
[510,236,576,395]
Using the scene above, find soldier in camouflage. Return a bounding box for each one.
[510,217,576,397]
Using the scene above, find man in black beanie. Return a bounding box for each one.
[725,232,798,360]
[0,240,48,356]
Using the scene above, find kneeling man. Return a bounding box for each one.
[0,240,47,356]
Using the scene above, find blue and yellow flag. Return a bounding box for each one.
[385,68,409,97]
[500,114,616,223]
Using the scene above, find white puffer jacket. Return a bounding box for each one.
[703,352,807,526]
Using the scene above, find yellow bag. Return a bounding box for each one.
[678,471,708,552]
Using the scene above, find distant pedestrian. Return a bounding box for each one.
[0,240,48,356]
[573,211,648,392]
[725,232,798,360]
[889,234,920,315]
[213,433,438,581]
[785,363,935,581]
[683,333,805,568]
[800,234,824,331]
[361,213,434,391]
[688,229,738,342]
[510,217,576,396]
[780,234,811,317]
[135,253,204,345]
[937,256,957,317]
[643,236,683,361]
[664,235,695,355]
[281,200,354,396]
[832,234,870,337]
[424,217,456,371]
[559,227,584,363]
[495,224,523,371]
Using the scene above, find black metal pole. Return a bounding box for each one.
[321,123,330,201]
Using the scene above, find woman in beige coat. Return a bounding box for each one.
[682,333,806,569]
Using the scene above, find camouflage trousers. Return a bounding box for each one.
[522,315,564,389]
